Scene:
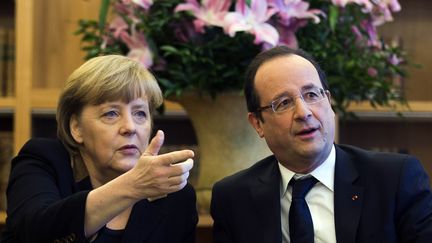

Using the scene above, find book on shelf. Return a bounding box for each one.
[0,27,14,98]
[0,27,6,97]
[0,131,13,211]
[5,28,14,97]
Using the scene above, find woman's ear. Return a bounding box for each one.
[248,112,265,138]
[70,115,83,143]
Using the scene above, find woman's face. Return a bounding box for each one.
[70,98,152,183]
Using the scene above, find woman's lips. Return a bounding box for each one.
[118,145,140,155]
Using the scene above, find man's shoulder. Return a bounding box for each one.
[337,144,414,161]
[213,155,277,190]
[336,143,419,172]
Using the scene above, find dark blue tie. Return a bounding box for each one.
[289,176,318,243]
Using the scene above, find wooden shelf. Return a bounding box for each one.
[346,101,432,120]
[197,214,213,228]
[0,211,5,225]
[0,97,15,110]
[347,100,432,113]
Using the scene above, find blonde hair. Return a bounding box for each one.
[57,55,163,154]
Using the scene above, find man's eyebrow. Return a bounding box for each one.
[271,91,292,102]
[301,84,320,91]
[269,84,322,102]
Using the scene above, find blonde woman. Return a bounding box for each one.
[1,55,197,243]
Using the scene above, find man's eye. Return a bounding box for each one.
[280,98,291,106]
[275,98,292,110]
[305,91,319,98]
[303,91,321,101]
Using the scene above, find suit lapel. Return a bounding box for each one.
[334,145,364,243]
[121,198,167,243]
[250,157,282,242]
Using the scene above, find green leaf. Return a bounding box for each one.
[160,45,179,54]
[329,5,339,32]
[98,0,111,32]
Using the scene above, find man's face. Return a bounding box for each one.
[248,55,335,173]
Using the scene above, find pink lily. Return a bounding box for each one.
[388,53,401,66]
[175,0,231,33]
[367,67,378,77]
[361,20,380,47]
[371,0,401,26]
[331,0,373,12]
[125,0,153,9]
[269,0,323,26]
[351,20,380,48]
[223,0,279,46]
[113,2,142,25]
[119,30,153,67]
[274,18,308,48]
[109,16,129,39]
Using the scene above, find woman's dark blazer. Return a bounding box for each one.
[0,138,198,243]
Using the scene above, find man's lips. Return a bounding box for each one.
[296,127,319,136]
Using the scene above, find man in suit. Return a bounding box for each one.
[210,46,432,243]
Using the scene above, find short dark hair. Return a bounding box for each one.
[244,46,328,120]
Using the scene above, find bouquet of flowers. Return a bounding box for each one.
[77,0,407,116]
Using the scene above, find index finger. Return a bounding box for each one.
[171,158,194,173]
[156,150,195,166]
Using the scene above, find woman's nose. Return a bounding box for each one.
[119,115,137,136]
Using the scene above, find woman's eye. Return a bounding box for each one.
[102,110,119,118]
[134,110,147,119]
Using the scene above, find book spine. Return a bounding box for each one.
[0,28,6,97]
[6,28,15,97]
[0,131,13,210]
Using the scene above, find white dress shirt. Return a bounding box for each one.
[278,145,337,243]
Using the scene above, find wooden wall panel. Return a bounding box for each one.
[33,0,101,89]
[340,120,432,179]
[379,0,432,100]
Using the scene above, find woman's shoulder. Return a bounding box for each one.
[17,138,68,160]
[12,137,71,171]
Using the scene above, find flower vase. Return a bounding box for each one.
[172,92,271,213]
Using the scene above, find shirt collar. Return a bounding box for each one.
[278,144,336,197]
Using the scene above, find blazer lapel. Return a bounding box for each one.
[250,157,282,242]
[121,198,167,243]
[334,145,364,243]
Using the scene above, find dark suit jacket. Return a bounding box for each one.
[211,144,432,243]
[0,138,198,243]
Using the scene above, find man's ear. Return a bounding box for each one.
[326,90,332,103]
[248,112,265,138]
[70,115,83,144]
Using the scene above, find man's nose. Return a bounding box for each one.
[293,96,313,120]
